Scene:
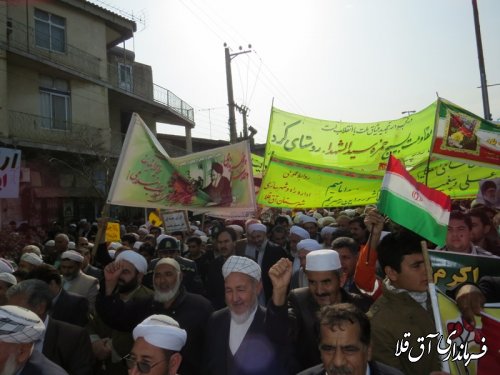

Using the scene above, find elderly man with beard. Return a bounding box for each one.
[0,305,67,375]
[96,257,213,375]
[203,256,293,375]
[89,250,152,375]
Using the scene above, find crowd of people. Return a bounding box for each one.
[0,201,498,375]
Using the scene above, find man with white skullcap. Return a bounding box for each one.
[290,239,322,289]
[242,223,288,305]
[97,256,213,375]
[0,305,68,374]
[18,253,44,273]
[126,315,187,375]
[288,249,367,371]
[301,215,321,242]
[289,225,311,273]
[76,245,104,281]
[204,255,293,375]
[60,250,99,312]
[89,250,154,372]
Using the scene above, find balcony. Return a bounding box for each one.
[6,110,124,156]
[2,13,195,124]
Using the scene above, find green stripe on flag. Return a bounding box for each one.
[378,189,448,246]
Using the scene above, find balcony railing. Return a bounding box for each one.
[153,84,194,122]
[7,110,117,153]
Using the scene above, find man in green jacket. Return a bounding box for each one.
[367,231,442,375]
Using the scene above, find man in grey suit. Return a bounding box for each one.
[60,250,99,311]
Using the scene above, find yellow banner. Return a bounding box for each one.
[265,102,436,172]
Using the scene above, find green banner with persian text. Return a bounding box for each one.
[257,156,499,208]
[257,156,383,208]
[265,102,437,172]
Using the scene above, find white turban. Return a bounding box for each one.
[68,241,76,250]
[20,253,43,266]
[155,258,180,273]
[61,250,84,263]
[22,245,41,256]
[44,240,55,247]
[320,226,336,238]
[116,250,148,274]
[0,305,45,343]
[193,230,205,237]
[300,215,317,225]
[133,241,144,250]
[108,242,122,250]
[133,315,187,351]
[247,223,267,235]
[289,226,310,239]
[0,273,17,286]
[222,256,261,281]
[306,250,341,272]
[0,259,14,274]
[108,250,116,259]
[296,239,322,252]
[318,216,336,228]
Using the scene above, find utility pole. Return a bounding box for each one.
[471,0,491,120]
[224,43,252,143]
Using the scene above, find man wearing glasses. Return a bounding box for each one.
[125,314,186,375]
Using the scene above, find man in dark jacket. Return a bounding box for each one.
[297,303,403,375]
[203,256,293,375]
[97,257,213,375]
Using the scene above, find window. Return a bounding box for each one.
[34,8,66,52]
[39,76,71,130]
[118,63,133,92]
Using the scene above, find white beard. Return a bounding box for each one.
[230,300,258,324]
[0,353,18,375]
[154,277,181,303]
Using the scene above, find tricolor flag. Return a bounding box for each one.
[378,155,451,246]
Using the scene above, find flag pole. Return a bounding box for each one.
[421,240,451,373]
[92,204,110,258]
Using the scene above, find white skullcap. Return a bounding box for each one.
[133,241,144,250]
[155,258,180,273]
[227,224,244,234]
[0,273,17,286]
[68,241,76,250]
[313,212,323,220]
[108,242,122,250]
[116,250,148,274]
[289,225,310,239]
[193,230,205,237]
[222,256,261,281]
[108,250,116,259]
[61,250,84,263]
[293,213,304,224]
[318,216,336,228]
[44,240,55,247]
[190,225,199,231]
[297,239,322,252]
[199,235,209,244]
[156,234,172,246]
[247,223,267,234]
[20,253,43,266]
[320,226,336,238]
[133,315,187,351]
[0,305,45,343]
[0,259,14,274]
[301,215,317,225]
[306,250,341,272]
[137,228,149,236]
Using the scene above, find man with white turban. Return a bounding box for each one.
[289,225,311,273]
[290,239,322,289]
[204,256,293,375]
[60,250,99,312]
[97,256,213,375]
[126,315,187,375]
[0,273,16,305]
[243,223,289,305]
[89,250,153,374]
[18,253,44,273]
[0,305,67,374]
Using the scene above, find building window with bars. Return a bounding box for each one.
[39,75,71,130]
[118,63,133,92]
[34,8,66,53]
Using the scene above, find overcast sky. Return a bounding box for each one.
[93,0,500,144]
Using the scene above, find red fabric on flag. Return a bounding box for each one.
[477,314,500,374]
